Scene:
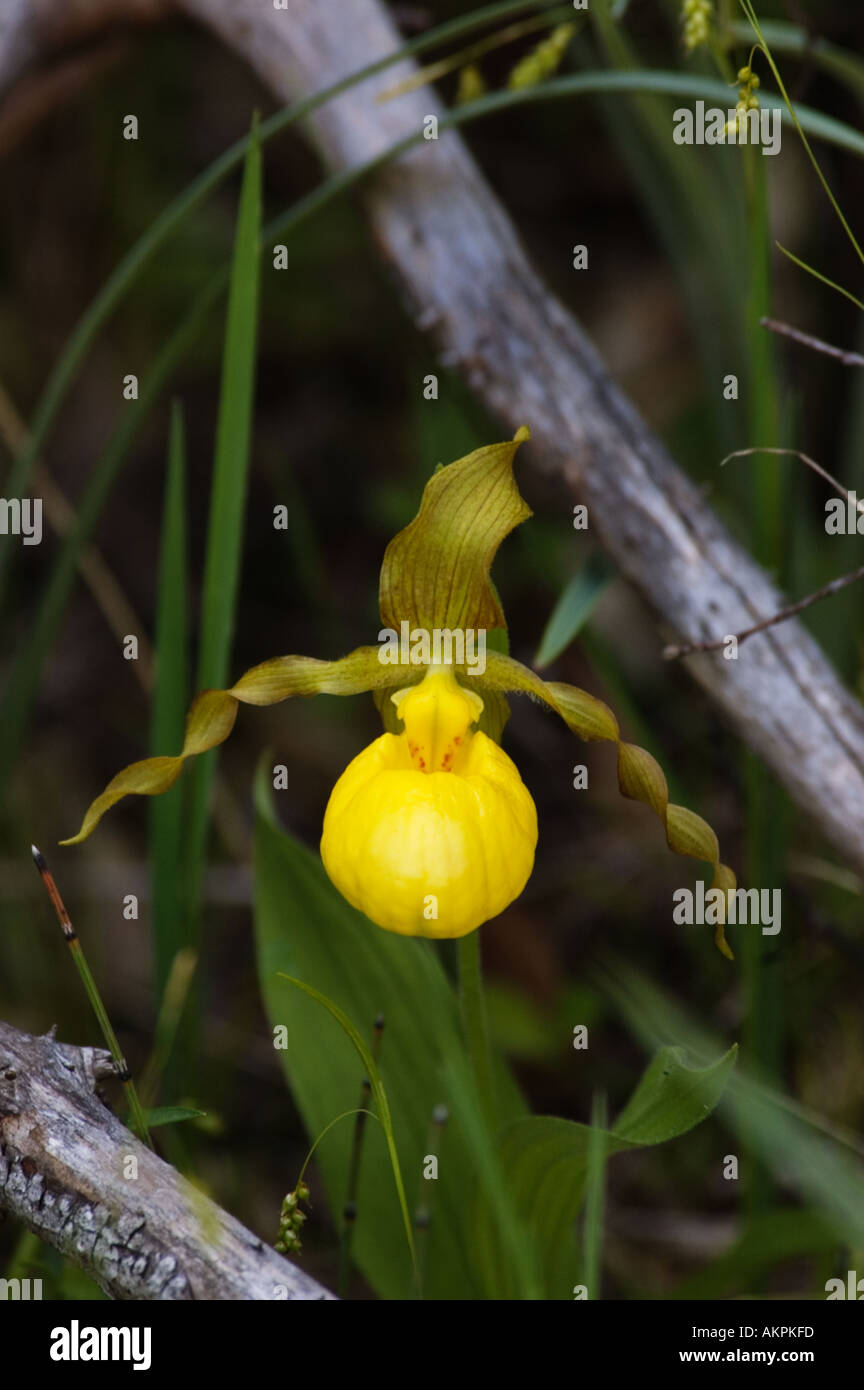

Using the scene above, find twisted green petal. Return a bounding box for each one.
[61,647,415,845]
[478,651,736,958]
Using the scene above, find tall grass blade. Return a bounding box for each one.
[149,401,190,1004]
[180,119,262,1064]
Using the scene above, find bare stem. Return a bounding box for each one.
[31,845,153,1149]
[761,316,864,368]
[664,564,864,660]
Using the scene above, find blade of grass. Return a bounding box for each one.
[590,2,742,305]
[178,117,262,1075]
[774,244,864,314]
[139,946,197,1107]
[739,132,790,1219]
[149,401,189,1004]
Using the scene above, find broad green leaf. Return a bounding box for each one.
[482,1044,737,1298]
[611,1043,739,1145]
[604,961,864,1250]
[378,428,532,634]
[253,765,525,1300]
[534,556,612,668]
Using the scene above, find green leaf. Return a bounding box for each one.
[252,764,525,1299]
[534,556,612,668]
[483,1044,737,1298]
[603,961,864,1250]
[183,114,263,931]
[140,1106,206,1129]
[611,1043,739,1145]
[378,428,532,634]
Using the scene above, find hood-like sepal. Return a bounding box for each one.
[378,427,532,637]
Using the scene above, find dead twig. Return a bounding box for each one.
[761,316,864,368]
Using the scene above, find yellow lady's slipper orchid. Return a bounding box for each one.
[61,429,736,955]
[320,664,537,937]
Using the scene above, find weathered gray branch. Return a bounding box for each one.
[2,0,864,873]
[0,1019,335,1300]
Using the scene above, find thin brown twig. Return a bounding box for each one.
[760,316,864,367]
[663,564,864,660]
[664,445,864,659]
[721,445,864,511]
